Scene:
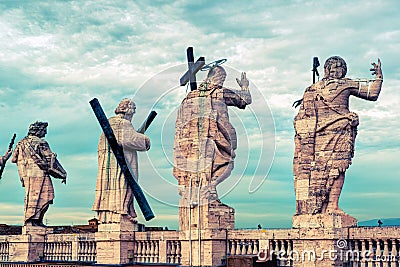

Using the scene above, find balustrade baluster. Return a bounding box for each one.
[166,241,171,263]
[176,241,181,264]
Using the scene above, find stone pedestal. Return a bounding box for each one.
[179,195,234,267]
[291,228,351,267]
[292,213,357,229]
[291,214,357,267]
[9,226,52,262]
[180,229,228,267]
[179,193,234,232]
[95,216,144,264]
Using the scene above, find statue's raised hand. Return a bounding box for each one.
[370,58,382,79]
[236,72,249,90]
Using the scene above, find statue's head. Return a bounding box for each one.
[28,121,48,138]
[206,66,227,88]
[115,98,136,120]
[324,56,347,79]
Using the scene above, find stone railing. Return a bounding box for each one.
[44,241,72,261]
[228,229,296,267]
[228,239,260,255]
[77,240,96,262]
[166,240,181,264]
[44,233,96,262]
[133,240,159,263]
[346,227,400,266]
[1,226,400,266]
[133,231,180,265]
[0,242,9,262]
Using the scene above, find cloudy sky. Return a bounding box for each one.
[0,0,399,229]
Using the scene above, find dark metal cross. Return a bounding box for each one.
[89,98,155,221]
[180,47,205,91]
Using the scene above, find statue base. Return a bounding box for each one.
[9,225,52,262]
[178,187,235,267]
[22,225,53,235]
[292,213,357,229]
[96,215,144,264]
[179,197,234,231]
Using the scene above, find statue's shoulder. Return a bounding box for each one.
[19,136,43,146]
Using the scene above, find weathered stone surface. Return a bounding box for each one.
[7,226,51,262]
[293,57,383,216]
[12,121,67,227]
[174,66,251,266]
[92,98,150,224]
[174,67,251,201]
[293,213,357,229]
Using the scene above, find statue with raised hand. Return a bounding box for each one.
[12,121,66,226]
[293,56,383,215]
[174,65,252,201]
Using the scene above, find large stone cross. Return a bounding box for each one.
[179,47,205,91]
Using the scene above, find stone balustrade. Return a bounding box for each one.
[132,231,180,265]
[77,240,96,262]
[133,240,159,263]
[346,227,400,266]
[228,239,260,255]
[1,226,400,265]
[0,242,9,262]
[43,233,95,262]
[44,241,72,261]
[166,240,181,264]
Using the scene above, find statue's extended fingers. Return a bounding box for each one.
[236,78,241,85]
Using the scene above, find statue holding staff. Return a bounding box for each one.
[12,121,66,226]
[293,56,383,215]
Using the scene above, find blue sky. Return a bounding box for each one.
[0,0,399,229]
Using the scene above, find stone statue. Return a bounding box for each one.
[0,149,12,167]
[293,56,383,215]
[173,66,252,200]
[92,98,150,224]
[12,121,67,226]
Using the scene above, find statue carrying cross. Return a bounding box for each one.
[90,98,155,223]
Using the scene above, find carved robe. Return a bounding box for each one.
[12,136,56,223]
[173,85,252,189]
[294,78,382,214]
[92,115,150,223]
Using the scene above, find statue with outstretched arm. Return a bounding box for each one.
[293,56,383,215]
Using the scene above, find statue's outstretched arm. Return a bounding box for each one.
[351,59,383,101]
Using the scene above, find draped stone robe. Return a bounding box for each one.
[12,136,56,223]
[293,77,382,214]
[92,115,150,223]
[173,86,252,191]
